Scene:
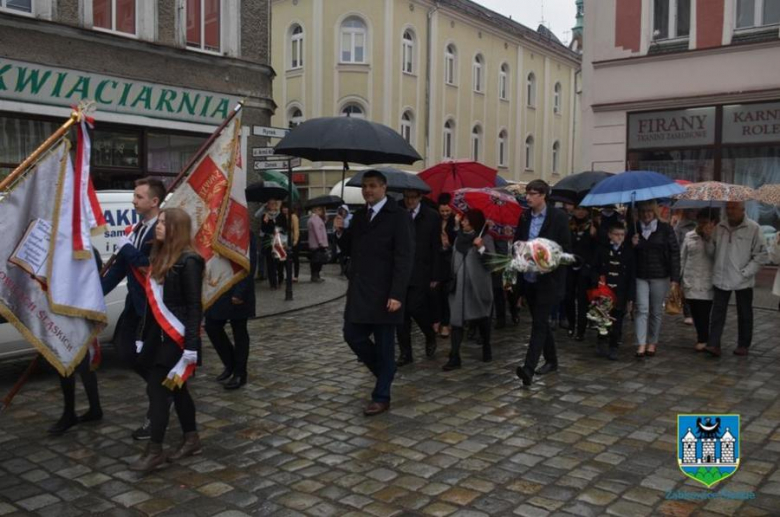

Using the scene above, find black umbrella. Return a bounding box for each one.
[246,181,289,203]
[551,171,613,204]
[346,167,431,193]
[305,195,344,209]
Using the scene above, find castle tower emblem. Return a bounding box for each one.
[678,415,740,488]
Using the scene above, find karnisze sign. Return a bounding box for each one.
[0,58,241,125]
[723,102,780,144]
[628,107,716,149]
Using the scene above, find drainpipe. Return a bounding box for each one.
[425,2,440,168]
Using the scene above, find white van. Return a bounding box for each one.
[0,191,134,361]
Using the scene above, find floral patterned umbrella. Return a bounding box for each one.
[451,187,522,241]
[672,181,756,202]
[757,184,780,206]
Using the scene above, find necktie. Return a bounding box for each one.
[134,224,146,248]
[368,207,374,221]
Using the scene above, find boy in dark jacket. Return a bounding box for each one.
[592,221,635,360]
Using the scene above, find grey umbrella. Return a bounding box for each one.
[346,167,431,193]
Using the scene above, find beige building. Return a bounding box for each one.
[270,0,581,199]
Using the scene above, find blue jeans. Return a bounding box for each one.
[343,322,396,403]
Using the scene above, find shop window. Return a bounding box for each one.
[628,149,715,183]
[402,30,414,74]
[737,0,780,28]
[340,16,367,63]
[147,132,205,174]
[445,44,457,85]
[0,116,58,179]
[187,0,221,53]
[93,129,141,169]
[723,146,780,227]
[290,24,304,69]
[0,0,31,14]
[93,0,136,35]
[443,119,455,159]
[499,63,509,100]
[653,0,691,40]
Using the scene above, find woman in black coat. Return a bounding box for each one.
[205,233,257,389]
[565,206,596,340]
[432,196,458,338]
[130,208,204,473]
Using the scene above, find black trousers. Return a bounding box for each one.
[291,245,300,279]
[431,281,451,327]
[397,285,436,357]
[116,308,148,380]
[204,318,250,377]
[688,299,713,344]
[344,322,396,403]
[491,273,508,325]
[607,308,625,348]
[309,252,324,279]
[708,287,753,349]
[147,365,197,444]
[264,249,284,288]
[58,355,100,416]
[449,318,490,360]
[565,268,590,336]
[523,283,558,371]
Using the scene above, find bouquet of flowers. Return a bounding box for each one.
[494,238,578,288]
[586,281,617,336]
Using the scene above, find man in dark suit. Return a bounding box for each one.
[102,177,163,440]
[336,170,414,416]
[514,179,572,387]
[397,189,440,366]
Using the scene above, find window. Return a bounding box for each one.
[147,132,206,174]
[401,111,414,144]
[341,16,367,63]
[288,107,304,128]
[737,0,780,28]
[653,0,691,40]
[553,82,562,114]
[471,125,482,162]
[525,135,535,170]
[445,44,457,85]
[290,24,304,69]
[443,119,455,159]
[526,73,536,107]
[187,0,221,52]
[0,0,31,14]
[498,130,508,167]
[473,54,484,93]
[402,30,414,74]
[499,63,509,100]
[93,0,136,35]
[552,141,560,173]
[341,103,365,119]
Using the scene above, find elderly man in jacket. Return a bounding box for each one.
[704,202,767,357]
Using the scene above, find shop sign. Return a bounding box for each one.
[722,102,780,144]
[0,58,241,125]
[628,107,716,149]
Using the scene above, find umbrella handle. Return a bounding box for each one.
[478,224,486,238]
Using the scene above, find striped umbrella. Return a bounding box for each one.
[757,184,780,206]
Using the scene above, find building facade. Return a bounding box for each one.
[270,0,581,199]
[0,0,275,190]
[581,0,780,226]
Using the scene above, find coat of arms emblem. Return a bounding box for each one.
[678,414,740,488]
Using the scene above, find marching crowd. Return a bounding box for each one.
[44,171,780,474]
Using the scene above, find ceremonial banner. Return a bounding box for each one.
[164,112,250,308]
[0,140,107,375]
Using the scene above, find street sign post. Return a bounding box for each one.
[253,160,291,171]
[252,126,289,139]
[252,147,276,158]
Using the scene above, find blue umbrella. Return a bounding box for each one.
[579,171,686,207]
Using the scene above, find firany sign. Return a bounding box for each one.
[629,102,780,149]
[0,58,241,125]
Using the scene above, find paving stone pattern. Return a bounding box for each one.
[1,292,780,516]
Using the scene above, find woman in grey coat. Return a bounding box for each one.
[680,208,718,351]
[443,209,495,370]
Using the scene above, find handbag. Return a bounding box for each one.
[665,283,683,315]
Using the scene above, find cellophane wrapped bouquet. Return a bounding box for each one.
[586,282,616,336]
[495,238,578,288]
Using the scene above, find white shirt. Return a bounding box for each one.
[368,196,388,221]
[641,219,658,240]
[409,203,421,220]
[134,215,158,248]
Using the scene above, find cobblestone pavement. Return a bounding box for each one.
[1,297,780,516]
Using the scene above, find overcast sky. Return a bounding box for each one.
[472,0,577,45]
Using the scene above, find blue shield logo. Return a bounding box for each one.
[678,414,740,488]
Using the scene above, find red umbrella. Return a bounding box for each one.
[419,160,498,201]
[451,188,523,241]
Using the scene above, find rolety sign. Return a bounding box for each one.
[0,58,241,125]
[628,107,716,149]
[722,102,780,144]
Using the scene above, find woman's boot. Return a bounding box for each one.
[167,432,202,461]
[129,442,166,472]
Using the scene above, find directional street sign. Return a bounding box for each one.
[254,160,291,171]
[289,157,302,168]
[252,126,289,139]
[252,147,276,158]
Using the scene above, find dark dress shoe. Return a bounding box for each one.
[516,366,533,386]
[442,358,461,371]
[78,409,103,423]
[704,346,722,357]
[215,369,233,383]
[224,375,246,390]
[167,432,202,461]
[608,348,619,361]
[363,401,390,416]
[48,413,78,435]
[535,363,558,375]
[733,347,749,356]
[129,442,166,472]
[397,355,413,367]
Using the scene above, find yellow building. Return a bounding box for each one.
[270,0,581,199]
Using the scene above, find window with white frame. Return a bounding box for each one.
[552,141,560,173]
[93,0,136,35]
[402,30,414,74]
[288,107,304,128]
[526,72,536,107]
[1,0,31,13]
[290,24,304,69]
[445,44,457,85]
[737,0,780,28]
[471,125,482,162]
[186,0,220,52]
[341,103,365,119]
[341,16,367,63]
[525,135,535,170]
[443,120,455,159]
[499,63,509,100]
[498,130,508,167]
[401,111,414,144]
[653,0,691,40]
[553,82,562,114]
[473,54,484,93]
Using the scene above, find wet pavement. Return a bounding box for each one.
[1,284,780,516]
